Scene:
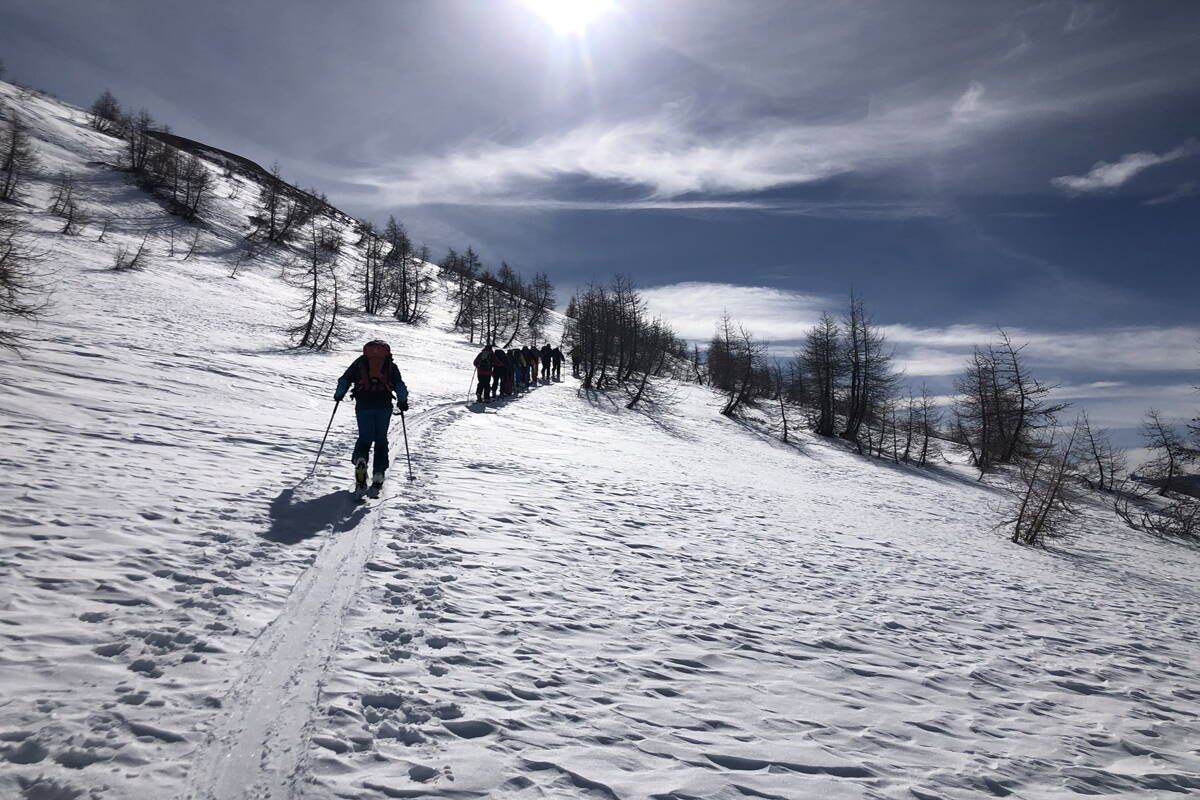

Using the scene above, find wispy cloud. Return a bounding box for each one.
[396,197,943,219]
[1145,180,1199,206]
[641,282,1200,377]
[951,81,986,119]
[338,90,1007,207]
[641,282,828,342]
[882,322,1200,373]
[1051,139,1199,194]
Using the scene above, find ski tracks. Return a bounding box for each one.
[181,402,465,800]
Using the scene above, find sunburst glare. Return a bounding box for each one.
[524,0,613,35]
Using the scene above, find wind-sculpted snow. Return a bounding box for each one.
[2,81,1200,800]
[301,386,1200,800]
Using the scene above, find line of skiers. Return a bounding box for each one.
[474,343,564,402]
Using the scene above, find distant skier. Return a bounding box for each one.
[492,346,507,398]
[474,344,495,403]
[540,344,553,381]
[509,348,526,390]
[524,345,538,382]
[334,340,408,492]
[551,345,564,380]
[571,347,581,378]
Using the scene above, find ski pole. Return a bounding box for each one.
[307,399,340,478]
[400,411,415,482]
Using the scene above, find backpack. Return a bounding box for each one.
[355,340,393,395]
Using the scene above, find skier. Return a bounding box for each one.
[334,340,408,492]
[473,344,495,403]
[571,347,581,378]
[524,345,538,383]
[551,345,564,380]
[540,343,553,382]
[509,348,526,390]
[491,346,507,399]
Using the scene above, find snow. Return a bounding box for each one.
[2,81,1200,800]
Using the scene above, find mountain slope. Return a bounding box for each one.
[1,82,1198,800]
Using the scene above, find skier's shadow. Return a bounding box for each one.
[263,487,366,544]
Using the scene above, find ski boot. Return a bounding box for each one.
[354,457,368,493]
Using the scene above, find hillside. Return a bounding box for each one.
[1,82,1199,800]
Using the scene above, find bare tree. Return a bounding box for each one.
[356,220,386,314]
[121,108,155,174]
[1005,422,1082,546]
[565,277,682,398]
[774,364,792,443]
[915,383,943,466]
[0,205,46,347]
[95,215,112,242]
[840,292,900,452]
[286,221,344,350]
[386,216,430,323]
[1114,480,1199,541]
[175,154,212,220]
[1141,408,1190,496]
[251,163,313,244]
[47,171,84,234]
[954,330,1067,478]
[0,107,38,203]
[708,311,767,417]
[89,89,123,134]
[624,317,677,409]
[112,235,150,271]
[1073,411,1125,492]
[182,227,201,261]
[801,313,842,436]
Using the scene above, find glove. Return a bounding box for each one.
[334,392,345,402]
[398,401,409,412]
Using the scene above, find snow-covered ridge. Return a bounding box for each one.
[1,81,1199,800]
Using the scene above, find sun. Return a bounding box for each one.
[524,0,613,34]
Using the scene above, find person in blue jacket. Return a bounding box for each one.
[334,340,408,490]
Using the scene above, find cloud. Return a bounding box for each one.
[1145,180,1199,206]
[951,81,985,119]
[882,322,1200,373]
[641,282,828,342]
[338,90,1010,207]
[1051,139,1199,193]
[640,282,1200,380]
[384,197,943,219]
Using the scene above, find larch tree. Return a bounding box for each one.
[953,330,1067,478]
[801,312,842,436]
[0,107,38,203]
[89,89,123,134]
[1141,408,1189,496]
[0,205,46,347]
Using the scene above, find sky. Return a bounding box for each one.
[1,0,1197,446]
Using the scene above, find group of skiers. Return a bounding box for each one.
[473,343,564,403]
[328,339,569,493]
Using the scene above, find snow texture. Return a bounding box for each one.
[2,81,1199,800]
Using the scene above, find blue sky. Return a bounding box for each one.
[2,0,1197,446]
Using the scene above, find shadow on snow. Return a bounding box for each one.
[263,487,367,544]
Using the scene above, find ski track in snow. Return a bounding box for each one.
[183,403,461,800]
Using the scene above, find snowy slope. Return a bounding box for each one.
[2,83,1199,800]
